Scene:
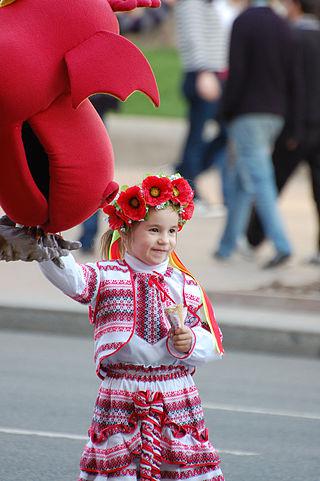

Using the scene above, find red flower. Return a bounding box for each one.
[103,204,126,230]
[171,178,194,205]
[180,200,194,221]
[142,176,172,206]
[117,186,147,221]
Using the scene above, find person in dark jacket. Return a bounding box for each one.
[215,0,300,268]
[173,0,244,213]
[246,0,320,266]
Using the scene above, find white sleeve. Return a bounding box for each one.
[188,324,223,365]
[38,253,100,305]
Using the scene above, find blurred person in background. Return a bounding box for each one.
[173,0,245,216]
[246,0,320,266]
[215,0,301,268]
[118,0,171,32]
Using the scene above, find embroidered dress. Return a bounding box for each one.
[40,253,224,481]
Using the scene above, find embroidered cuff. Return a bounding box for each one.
[166,328,196,360]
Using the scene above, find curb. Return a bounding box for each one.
[1,300,320,359]
[207,290,320,313]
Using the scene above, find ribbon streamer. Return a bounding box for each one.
[132,390,164,481]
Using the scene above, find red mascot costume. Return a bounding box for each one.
[0,0,160,234]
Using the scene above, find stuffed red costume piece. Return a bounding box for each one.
[0,0,160,233]
[109,0,161,10]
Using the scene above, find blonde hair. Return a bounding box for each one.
[100,229,126,260]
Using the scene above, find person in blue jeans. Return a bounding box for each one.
[177,71,228,202]
[215,0,301,268]
[173,0,243,207]
[216,115,288,263]
[246,0,320,266]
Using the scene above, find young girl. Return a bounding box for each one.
[39,173,225,481]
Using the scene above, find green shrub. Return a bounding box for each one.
[120,48,186,118]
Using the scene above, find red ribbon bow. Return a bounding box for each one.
[132,390,164,481]
[148,274,175,303]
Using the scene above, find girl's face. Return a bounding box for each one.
[123,207,179,265]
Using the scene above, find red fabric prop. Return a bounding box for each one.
[109,0,161,11]
[0,0,159,233]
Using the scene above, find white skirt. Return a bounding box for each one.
[78,364,224,481]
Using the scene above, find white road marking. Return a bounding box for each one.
[203,402,320,421]
[0,427,259,456]
[219,449,259,456]
[0,427,86,441]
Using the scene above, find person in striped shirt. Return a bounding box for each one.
[173,0,245,215]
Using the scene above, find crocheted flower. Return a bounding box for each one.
[142,176,172,206]
[180,200,195,221]
[103,204,126,230]
[117,186,147,221]
[171,178,194,205]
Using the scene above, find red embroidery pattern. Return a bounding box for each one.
[89,366,206,444]
[161,468,224,480]
[78,467,137,480]
[105,363,189,382]
[101,278,132,288]
[98,261,129,273]
[72,264,98,304]
[185,293,201,304]
[82,397,221,478]
[185,278,198,286]
[161,441,220,466]
[134,273,170,345]
[80,432,141,473]
[94,287,135,342]
[94,343,124,362]
[164,267,174,278]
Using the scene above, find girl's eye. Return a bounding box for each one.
[169,228,177,234]
[149,227,159,233]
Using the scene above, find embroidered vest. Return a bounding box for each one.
[89,260,202,379]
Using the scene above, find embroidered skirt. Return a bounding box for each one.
[78,364,224,481]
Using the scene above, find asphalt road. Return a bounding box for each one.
[0,330,319,481]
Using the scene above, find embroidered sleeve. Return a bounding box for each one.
[189,293,223,363]
[187,324,223,365]
[183,276,223,364]
[39,253,100,305]
[71,263,99,304]
[165,269,223,364]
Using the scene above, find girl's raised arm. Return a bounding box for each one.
[39,253,100,306]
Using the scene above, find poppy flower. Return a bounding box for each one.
[117,186,147,221]
[142,176,172,206]
[103,204,126,230]
[180,200,194,221]
[171,178,194,205]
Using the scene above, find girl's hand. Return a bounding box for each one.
[172,326,193,353]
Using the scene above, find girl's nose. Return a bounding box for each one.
[158,234,169,244]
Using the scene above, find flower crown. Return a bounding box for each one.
[102,174,194,231]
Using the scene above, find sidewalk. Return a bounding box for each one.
[0,115,319,357]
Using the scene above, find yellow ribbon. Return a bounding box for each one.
[0,0,17,7]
